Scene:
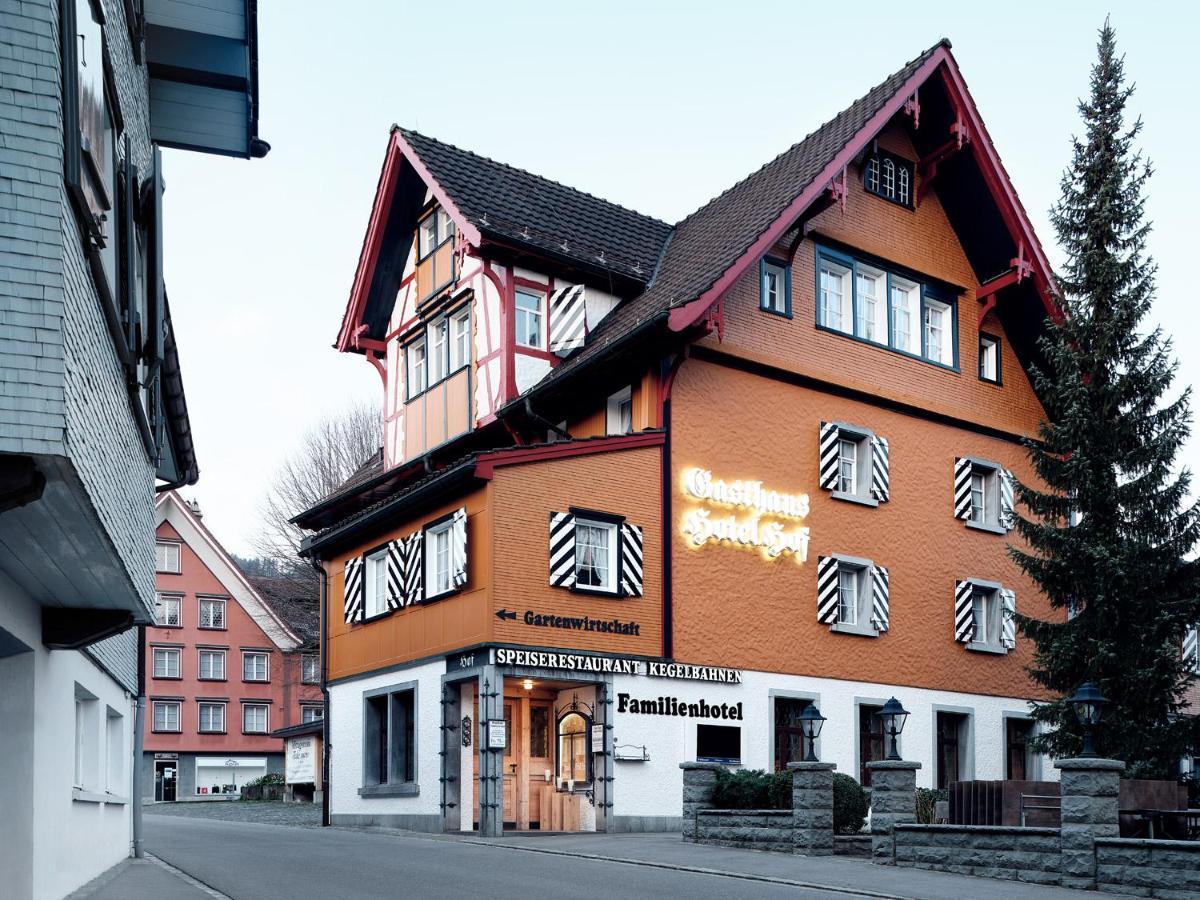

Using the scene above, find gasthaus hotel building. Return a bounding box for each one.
[295,39,1066,835]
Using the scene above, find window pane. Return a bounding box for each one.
[838,438,857,494]
[418,215,437,256]
[515,291,542,348]
[428,319,447,382]
[557,713,588,782]
[450,311,470,370]
[856,270,886,344]
[979,336,998,381]
[838,567,858,625]
[970,472,986,523]
[923,299,952,365]
[972,590,990,643]
[575,522,612,589]
[890,280,919,354]
[820,265,851,334]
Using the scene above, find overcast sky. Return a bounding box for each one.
[160,1,1199,557]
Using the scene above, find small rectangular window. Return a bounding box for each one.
[515,290,543,349]
[242,652,269,682]
[425,519,454,599]
[837,438,858,494]
[198,649,225,680]
[406,337,427,398]
[152,701,180,733]
[889,277,920,355]
[198,599,226,629]
[923,297,952,365]
[155,594,181,626]
[301,654,320,684]
[696,724,741,764]
[418,214,438,258]
[198,702,226,733]
[302,705,324,724]
[364,548,389,617]
[242,704,269,734]
[979,334,1000,383]
[855,267,887,344]
[837,566,859,626]
[155,541,180,573]
[152,648,180,679]
[428,318,448,383]
[363,686,417,788]
[760,259,789,316]
[574,518,618,593]
[606,386,633,436]
[970,472,987,524]
[864,151,914,208]
[105,707,123,792]
[819,262,852,334]
[449,309,470,371]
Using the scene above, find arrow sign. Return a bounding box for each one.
[495,608,517,621]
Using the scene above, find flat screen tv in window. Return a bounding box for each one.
[696,724,741,764]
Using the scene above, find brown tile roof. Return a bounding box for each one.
[247,575,320,648]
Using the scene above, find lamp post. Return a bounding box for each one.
[879,697,909,761]
[1068,682,1107,758]
[798,703,827,762]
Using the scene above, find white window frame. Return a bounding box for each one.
[573,518,619,594]
[155,541,181,574]
[515,289,544,349]
[242,651,269,683]
[819,261,852,335]
[152,701,181,733]
[425,519,454,599]
[155,594,181,627]
[449,307,470,372]
[606,386,633,436]
[979,334,1000,382]
[364,547,388,617]
[837,566,859,626]
[417,213,438,259]
[970,471,988,524]
[198,649,226,681]
[837,438,858,495]
[406,336,427,398]
[827,423,876,506]
[829,556,876,636]
[242,703,269,735]
[428,317,448,383]
[302,705,324,724]
[198,702,226,734]
[760,259,788,315]
[923,297,952,366]
[972,587,995,645]
[963,459,1004,533]
[889,277,919,355]
[198,598,226,630]
[152,647,180,679]
[301,654,320,684]
[855,266,886,345]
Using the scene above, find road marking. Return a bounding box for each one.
[146,853,234,899]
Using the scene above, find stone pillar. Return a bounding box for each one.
[788,761,836,856]
[477,667,504,838]
[1055,757,1124,890]
[865,760,920,865]
[679,762,722,842]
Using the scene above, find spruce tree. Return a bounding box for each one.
[1011,20,1200,777]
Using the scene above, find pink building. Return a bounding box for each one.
[143,492,321,801]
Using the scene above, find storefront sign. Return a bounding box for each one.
[680,467,810,563]
[591,723,604,754]
[617,692,743,721]
[496,608,641,636]
[486,718,507,750]
[286,736,315,785]
[646,661,742,684]
[153,752,179,760]
[493,647,742,684]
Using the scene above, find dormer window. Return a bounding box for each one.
[417,207,455,259]
[516,290,544,349]
[864,150,914,208]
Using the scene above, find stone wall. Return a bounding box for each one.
[695,810,794,853]
[893,824,1062,885]
[1096,838,1200,899]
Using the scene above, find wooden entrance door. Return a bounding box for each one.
[527,701,552,828]
[502,702,516,827]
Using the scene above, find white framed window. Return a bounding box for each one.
[819,262,852,334]
[105,707,123,793]
[606,386,633,436]
[152,701,180,733]
[897,166,911,206]
[837,566,859,626]
[152,647,180,679]
[865,157,880,193]
[837,438,858,494]
[301,654,319,684]
[972,587,996,645]
[198,649,226,681]
[417,213,439,258]
[406,336,427,398]
[574,518,618,593]
[364,547,388,617]
[155,541,181,573]
[970,471,987,524]
[449,308,470,371]
[198,702,226,733]
[242,652,269,683]
[426,519,453,598]
[979,334,1000,383]
[924,297,952,365]
[515,290,543,349]
[302,705,324,724]
[243,703,269,734]
[882,158,896,198]
[823,422,881,504]
[155,594,181,627]
[760,259,789,315]
[436,208,455,244]
[956,457,1011,533]
[821,555,882,635]
[428,318,448,383]
[855,267,886,344]
[198,598,226,630]
[889,277,920,355]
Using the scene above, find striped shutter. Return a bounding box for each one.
[385,539,405,610]
[1000,469,1016,531]
[816,556,840,624]
[548,284,586,355]
[818,422,840,490]
[870,565,890,632]
[870,436,890,502]
[1000,588,1017,649]
[451,507,468,588]
[619,523,644,597]
[1184,627,1200,673]
[403,530,423,605]
[343,556,365,624]
[954,579,975,643]
[953,457,974,520]
[549,512,577,588]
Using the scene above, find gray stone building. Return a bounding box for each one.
[0,1,266,896]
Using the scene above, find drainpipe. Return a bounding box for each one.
[522,397,571,442]
[132,624,146,858]
[313,560,331,827]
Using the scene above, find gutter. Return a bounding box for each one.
[314,560,330,828]
[131,624,146,857]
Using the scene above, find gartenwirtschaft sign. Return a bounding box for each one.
[490,647,742,683]
[680,467,811,563]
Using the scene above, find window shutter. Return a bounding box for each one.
[816,556,840,624]
[1185,627,1200,673]
[954,579,975,643]
[403,531,423,605]
[818,422,840,490]
[549,511,577,588]
[619,522,644,597]
[343,557,365,624]
[548,284,586,355]
[385,539,405,610]
[451,507,468,588]
[870,436,890,502]
[1001,588,1017,649]
[1000,469,1016,531]
[871,565,890,632]
[953,457,974,520]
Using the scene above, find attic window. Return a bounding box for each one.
[417,208,455,259]
[864,150,913,208]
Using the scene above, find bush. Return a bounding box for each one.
[833,773,869,834]
[245,772,285,788]
[710,768,791,810]
[915,788,948,824]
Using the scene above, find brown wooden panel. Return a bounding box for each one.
[445,369,470,438]
[424,383,447,449]
[404,395,426,460]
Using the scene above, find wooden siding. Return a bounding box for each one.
[415,241,455,303]
[149,79,249,155]
[144,0,246,39]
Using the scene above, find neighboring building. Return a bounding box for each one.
[144,492,320,800]
[0,0,266,894]
[295,39,1063,835]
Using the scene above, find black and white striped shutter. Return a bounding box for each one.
[953,458,974,520]
[343,556,365,624]
[954,579,975,643]
[619,523,644,597]
[1000,588,1017,649]
[451,507,468,589]
[870,436,890,502]
[1000,469,1016,531]
[816,556,840,624]
[549,512,576,588]
[1185,627,1200,673]
[548,284,586,355]
[871,565,890,632]
[403,530,423,605]
[385,539,405,610]
[818,422,840,491]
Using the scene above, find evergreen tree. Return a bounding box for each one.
[1011,20,1200,777]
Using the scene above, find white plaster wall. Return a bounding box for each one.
[584,285,620,334]
[328,658,447,817]
[611,668,1051,820]
[515,354,551,395]
[472,265,504,421]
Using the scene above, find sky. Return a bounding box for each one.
[160,1,1200,557]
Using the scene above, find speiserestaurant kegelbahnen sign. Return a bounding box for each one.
[680,467,811,563]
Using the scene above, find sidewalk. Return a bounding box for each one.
[455,831,1096,900]
[67,856,222,900]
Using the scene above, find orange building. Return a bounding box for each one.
[296,39,1066,835]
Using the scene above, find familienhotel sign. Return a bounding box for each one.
[680,468,811,563]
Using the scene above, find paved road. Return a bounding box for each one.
[145,799,321,828]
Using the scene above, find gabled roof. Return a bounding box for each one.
[246,575,319,649]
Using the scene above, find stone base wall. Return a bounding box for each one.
[695,810,794,853]
[1096,838,1200,898]
[834,834,872,857]
[893,824,1062,885]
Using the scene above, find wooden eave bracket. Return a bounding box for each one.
[903,91,921,130]
[826,166,848,214]
[976,242,1035,325]
[917,113,972,205]
[701,298,725,342]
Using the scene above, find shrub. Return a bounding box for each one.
[245,772,285,788]
[833,773,869,834]
[710,768,791,810]
[915,788,948,824]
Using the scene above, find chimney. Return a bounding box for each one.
[183,497,202,519]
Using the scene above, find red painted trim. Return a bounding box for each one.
[502,264,517,403]
[515,346,557,363]
[391,130,482,249]
[366,351,387,386]
[474,431,665,480]
[513,276,550,291]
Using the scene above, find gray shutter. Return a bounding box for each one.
[548,284,586,355]
[871,565,890,632]
[818,422,840,490]
[816,555,840,624]
[954,579,975,643]
[953,457,974,520]
[343,556,365,624]
[619,522,644,597]
[451,508,468,588]
[870,436,890,502]
[549,512,577,588]
[1001,469,1016,531]
[403,531,423,605]
[1001,588,1017,649]
[385,539,405,610]
[1185,627,1200,673]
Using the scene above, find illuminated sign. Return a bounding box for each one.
[680,467,810,563]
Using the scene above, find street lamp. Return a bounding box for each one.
[1068,682,1107,758]
[879,697,909,761]
[798,703,827,762]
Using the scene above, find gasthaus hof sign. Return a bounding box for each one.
[680,468,810,563]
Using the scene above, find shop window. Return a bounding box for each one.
[557,712,590,784]
[198,598,225,629]
[155,541,181,573]
[1006,718,1035,780]
[696,723,741,765]
[155,594,181,626]
[574,518,618,593]
[301,654,319,684]
[773,697,814,771]
[152,700,180,733]
[760,257,791,317]
[242,652,269,682]
[198,649,225,681]
[858,704,885,785]
[198,702,226,734]
[152,647,180,679]
[242,704,269,734]
[362,684,417,792]
[979,333,1001,383]
[936,711,971,790]
[516,289,544,349]
[606,386,633,436]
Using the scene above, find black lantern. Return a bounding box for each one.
[1068,682,1107,758]
[879,696,909,761]
[798,704,827,762]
